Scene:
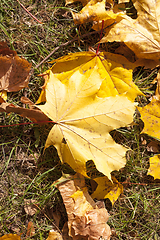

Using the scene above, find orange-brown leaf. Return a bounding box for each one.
[0,42,31,92]
[0,101,49,123]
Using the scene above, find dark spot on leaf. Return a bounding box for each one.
[62,138,67,144]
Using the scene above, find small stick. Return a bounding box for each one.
[16,0,42,24]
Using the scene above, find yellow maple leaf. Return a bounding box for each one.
[66,0,125,25]
[36,55,136,179]
[0,234,21,240]
[99,0,160,61]
[138,98,160,140]
[91,176,123,205]
[39,51,142,102]
[148,155,160,180]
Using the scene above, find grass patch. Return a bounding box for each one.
[0,0,160,239]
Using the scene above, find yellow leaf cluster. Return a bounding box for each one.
[66,0,160,62]
[37,51,138,180]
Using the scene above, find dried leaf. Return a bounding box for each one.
[91,176,123,205]
[0,234,22,240]
[0,42,31,92]
[66,0,125,26]
[26,221,35,237]
[56,173,111,240]
[0,101,49,123]
[100,0,160,61]
[24,199,38,216]
[147,141,160,153]
[148,155,160,179]
[0,42,16,56]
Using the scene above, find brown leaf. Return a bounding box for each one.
[147,141,160,153]
[24,199,38,216]
[26,221,35,237]
[0,42,31,92]
[71,209,111,240]
[21,96,34,109]
[0,101,49,123]
[55,173,111,240]
[0,41,16,56]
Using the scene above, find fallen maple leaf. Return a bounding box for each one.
[91,176,123,205]
[66,0,124,25]
[55,173,111,240]
[138,98,160,140]
[0,42,31,93]
[36,63,136,179]
[148,155,160,179]
[0,234,21,240]
[99,0,160,61]
[49,51,142,102]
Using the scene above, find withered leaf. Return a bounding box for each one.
[0,42,32,92]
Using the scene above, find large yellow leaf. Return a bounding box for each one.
[148,155,160,180]
[100,0,160,60]
[91,176,123,205]
[36,60,136,179]
[40,51,142,102]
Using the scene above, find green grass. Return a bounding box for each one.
[0,0,160,239]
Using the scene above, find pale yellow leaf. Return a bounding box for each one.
[36,54,136,179]
[148,155,160,180]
